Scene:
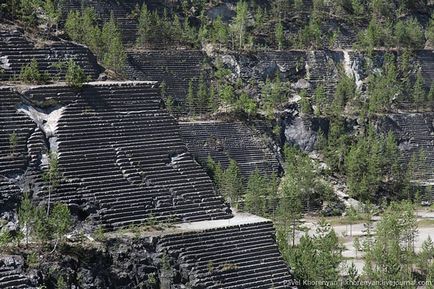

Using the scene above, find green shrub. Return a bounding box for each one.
[370,0,393,18]
[296,19,321,48]
[394,18,425,49]
[9,131,18,155]
[101,15,126,73]
[333,72,356,110]
[26,252,38,268]
[313,85,327,115]
[18,0,39,26]
[275,20,285,50]
[237,92,257,116]
[43,0,60,28]
[57,275,67,289]
[166,96,174,113]
[147,273,157,285]
[49,203,72,244]
[19,59,50,84]
[427,13,434,46]
[64,10,82,42]
[220,84,236,106]
[65,59,88,88]
[0,230,11,246]
[93,226,105,242]
[356,18,393,49]
[412,70,426,104]
[299,90,313,114]
[65,9,125,73]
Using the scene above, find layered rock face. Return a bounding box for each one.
[0,81,296,288]
[2,82,232,229]
[379,113,434,186]
[61,0,144,44]
[0,256,36,289]
[158,219,296,289]
[0,25,102,81]
[125,50,207,108]
[179,121,280,179]
[0,214,296,289]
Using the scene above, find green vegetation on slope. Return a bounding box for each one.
[65,8,126,73]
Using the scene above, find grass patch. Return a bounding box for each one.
[324,215,368,226]
[417,219,434,227]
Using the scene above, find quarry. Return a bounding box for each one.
[0,1,434,288]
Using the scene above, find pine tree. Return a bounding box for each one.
[232,1,248,50]
[214,161,224,190]
[333,72,356,110]
[220,84,235,105]
[413,70,426,104]
[208,84,218,112]
[136,4,153,46]
[9,131,17,155]
[418,236,434,274]
[315,128,327,151]
[183,16,199,46]
[43,151,60,215]
[271,73,283,105]
[65,59,88,89]
[81,8,100,55]
[19,58,49,84]
[313,85,327,115]
[206,155,217,179]
[346,262,359,288]
[49,203,72,250]
[275,20,285,50]
[427,263,434,289]
[43,0,60,28]
[19,0,38,26]
[299,90,313,115]
[166,96,174,114]
[346,207,358,237]
[102,15,126,73]
[34,206,50,243]
[264,172,279,217]
[364,201,417,284]
[197,73,208,113]
[222,159,243,207]
[211,16,228,47]
[427,13,434,46]
[245,168,265,215]
[383,132,402,193]
[237,92,257,116]
[172,14,183,44]
[282,220,342,285]
[428,82,434,102]
[254,6,264,29]
[18,192,34,246]
[394,18,425,49]
[186,79,196,115]
[280,177,303,247]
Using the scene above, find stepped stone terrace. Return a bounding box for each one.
[0,25,101,82]
[179,121,280,180]
[1,82,232,229]
[60,0,142,44]
[379,113,434,187]
[125,50,207,107]
[157,213,297,289]
[0,256,35,289]
[101,212,298,289]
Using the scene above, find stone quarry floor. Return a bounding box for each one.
[105,210,269,239]
[303,208,434,275]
